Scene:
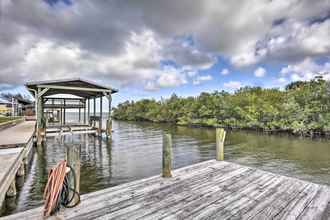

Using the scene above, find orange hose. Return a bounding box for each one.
[43,160,67,217]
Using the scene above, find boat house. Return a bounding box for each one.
[25,78,117,144]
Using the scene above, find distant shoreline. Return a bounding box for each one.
[113,119,330,140]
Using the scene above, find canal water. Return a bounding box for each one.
[1,120,330,216]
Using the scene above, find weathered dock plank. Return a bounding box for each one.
[0,148,25,207]
[0,121,35,148]
[2,160,330,220]
[0,121,35,208]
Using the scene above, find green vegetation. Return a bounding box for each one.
[0,116,21,124]
[113,78,330,137]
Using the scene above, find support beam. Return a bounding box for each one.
[93,98,96,117]
[60,108,63,125]
[78,108,81,123]
[37,88,50,99]
[84,99,86,124]
[93,98,96,128]
[37,88,45,146]
[37,84,113,93]
[105,93,112,139]
[99,96,102,135]
[63,100,66,125]
[87,99,90,125]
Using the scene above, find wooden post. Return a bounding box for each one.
[63,99,66,125]
[93,98,96,128]
[66,144,81,206]
[93,98,96,117]
[60,108,63,125]
[106,93,112,139]
[23,157,28,166]
[216,128,226,161]
[84,99,86,124]
[78,108,81,123]
[87,98,90,125]
[99,96,102,135]
[17,162,25,177]
[6,180,16,197]
[162,133,172,178]
[37,88,44,146]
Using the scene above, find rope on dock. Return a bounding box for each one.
[43,160,80,217]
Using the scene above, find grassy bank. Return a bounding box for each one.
[113,78,330,138]
[0,116,22,124]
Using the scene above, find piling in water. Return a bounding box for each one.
[162,133,172,178]
[216,128,226,161]
[66,144,81,206]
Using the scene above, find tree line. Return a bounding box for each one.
[113,77,330,137]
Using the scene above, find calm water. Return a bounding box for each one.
[1,120,330,216]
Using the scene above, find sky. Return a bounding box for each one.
[0,0,329,107]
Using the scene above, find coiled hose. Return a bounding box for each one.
[43,160,80,217]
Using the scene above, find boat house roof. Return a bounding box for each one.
[25,78,118,98]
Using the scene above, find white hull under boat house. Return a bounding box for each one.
[25,78,118,144]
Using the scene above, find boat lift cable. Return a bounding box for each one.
[43,160,80,217]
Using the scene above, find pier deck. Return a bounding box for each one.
[0,121,35,208]
[2,160,330,220]
[0,121,35,148]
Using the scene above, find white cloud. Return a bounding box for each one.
[254,67,267,77]
[220,68,229,75]
[277,77,287,83]
[192,75,212,85]
[280,57,330,81]
[144,65,189,90]
[224,81,243,89]
[258,20,330,63]
[186,70,198,77]
[144,81,159,91]
[0,0,330,91]
[163,40,216,70]
[157,66,187,88]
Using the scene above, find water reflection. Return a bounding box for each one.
[2,120,330,216]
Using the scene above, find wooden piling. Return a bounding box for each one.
[106,119,112,140]
[36,88,44,146]
[106,93,112,139]
[6,180,16,197]
[66,144,81,206]
[78,108,81,123]
[216,128,226,161]
[99,96,102,135]
[87,99,90,125]
[162,133,172,178]
[16,162,25,177]
[84,99,86,124]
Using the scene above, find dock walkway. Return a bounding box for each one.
[0,121,35,148]
[0,121,35,208]
[2,160,330,220]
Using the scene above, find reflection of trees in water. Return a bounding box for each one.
[114,120,330,185]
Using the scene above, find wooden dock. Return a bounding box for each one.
[2,160,330,220]
[0,121,35,208]
[0,121,35,148]
[46,125,98,137]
